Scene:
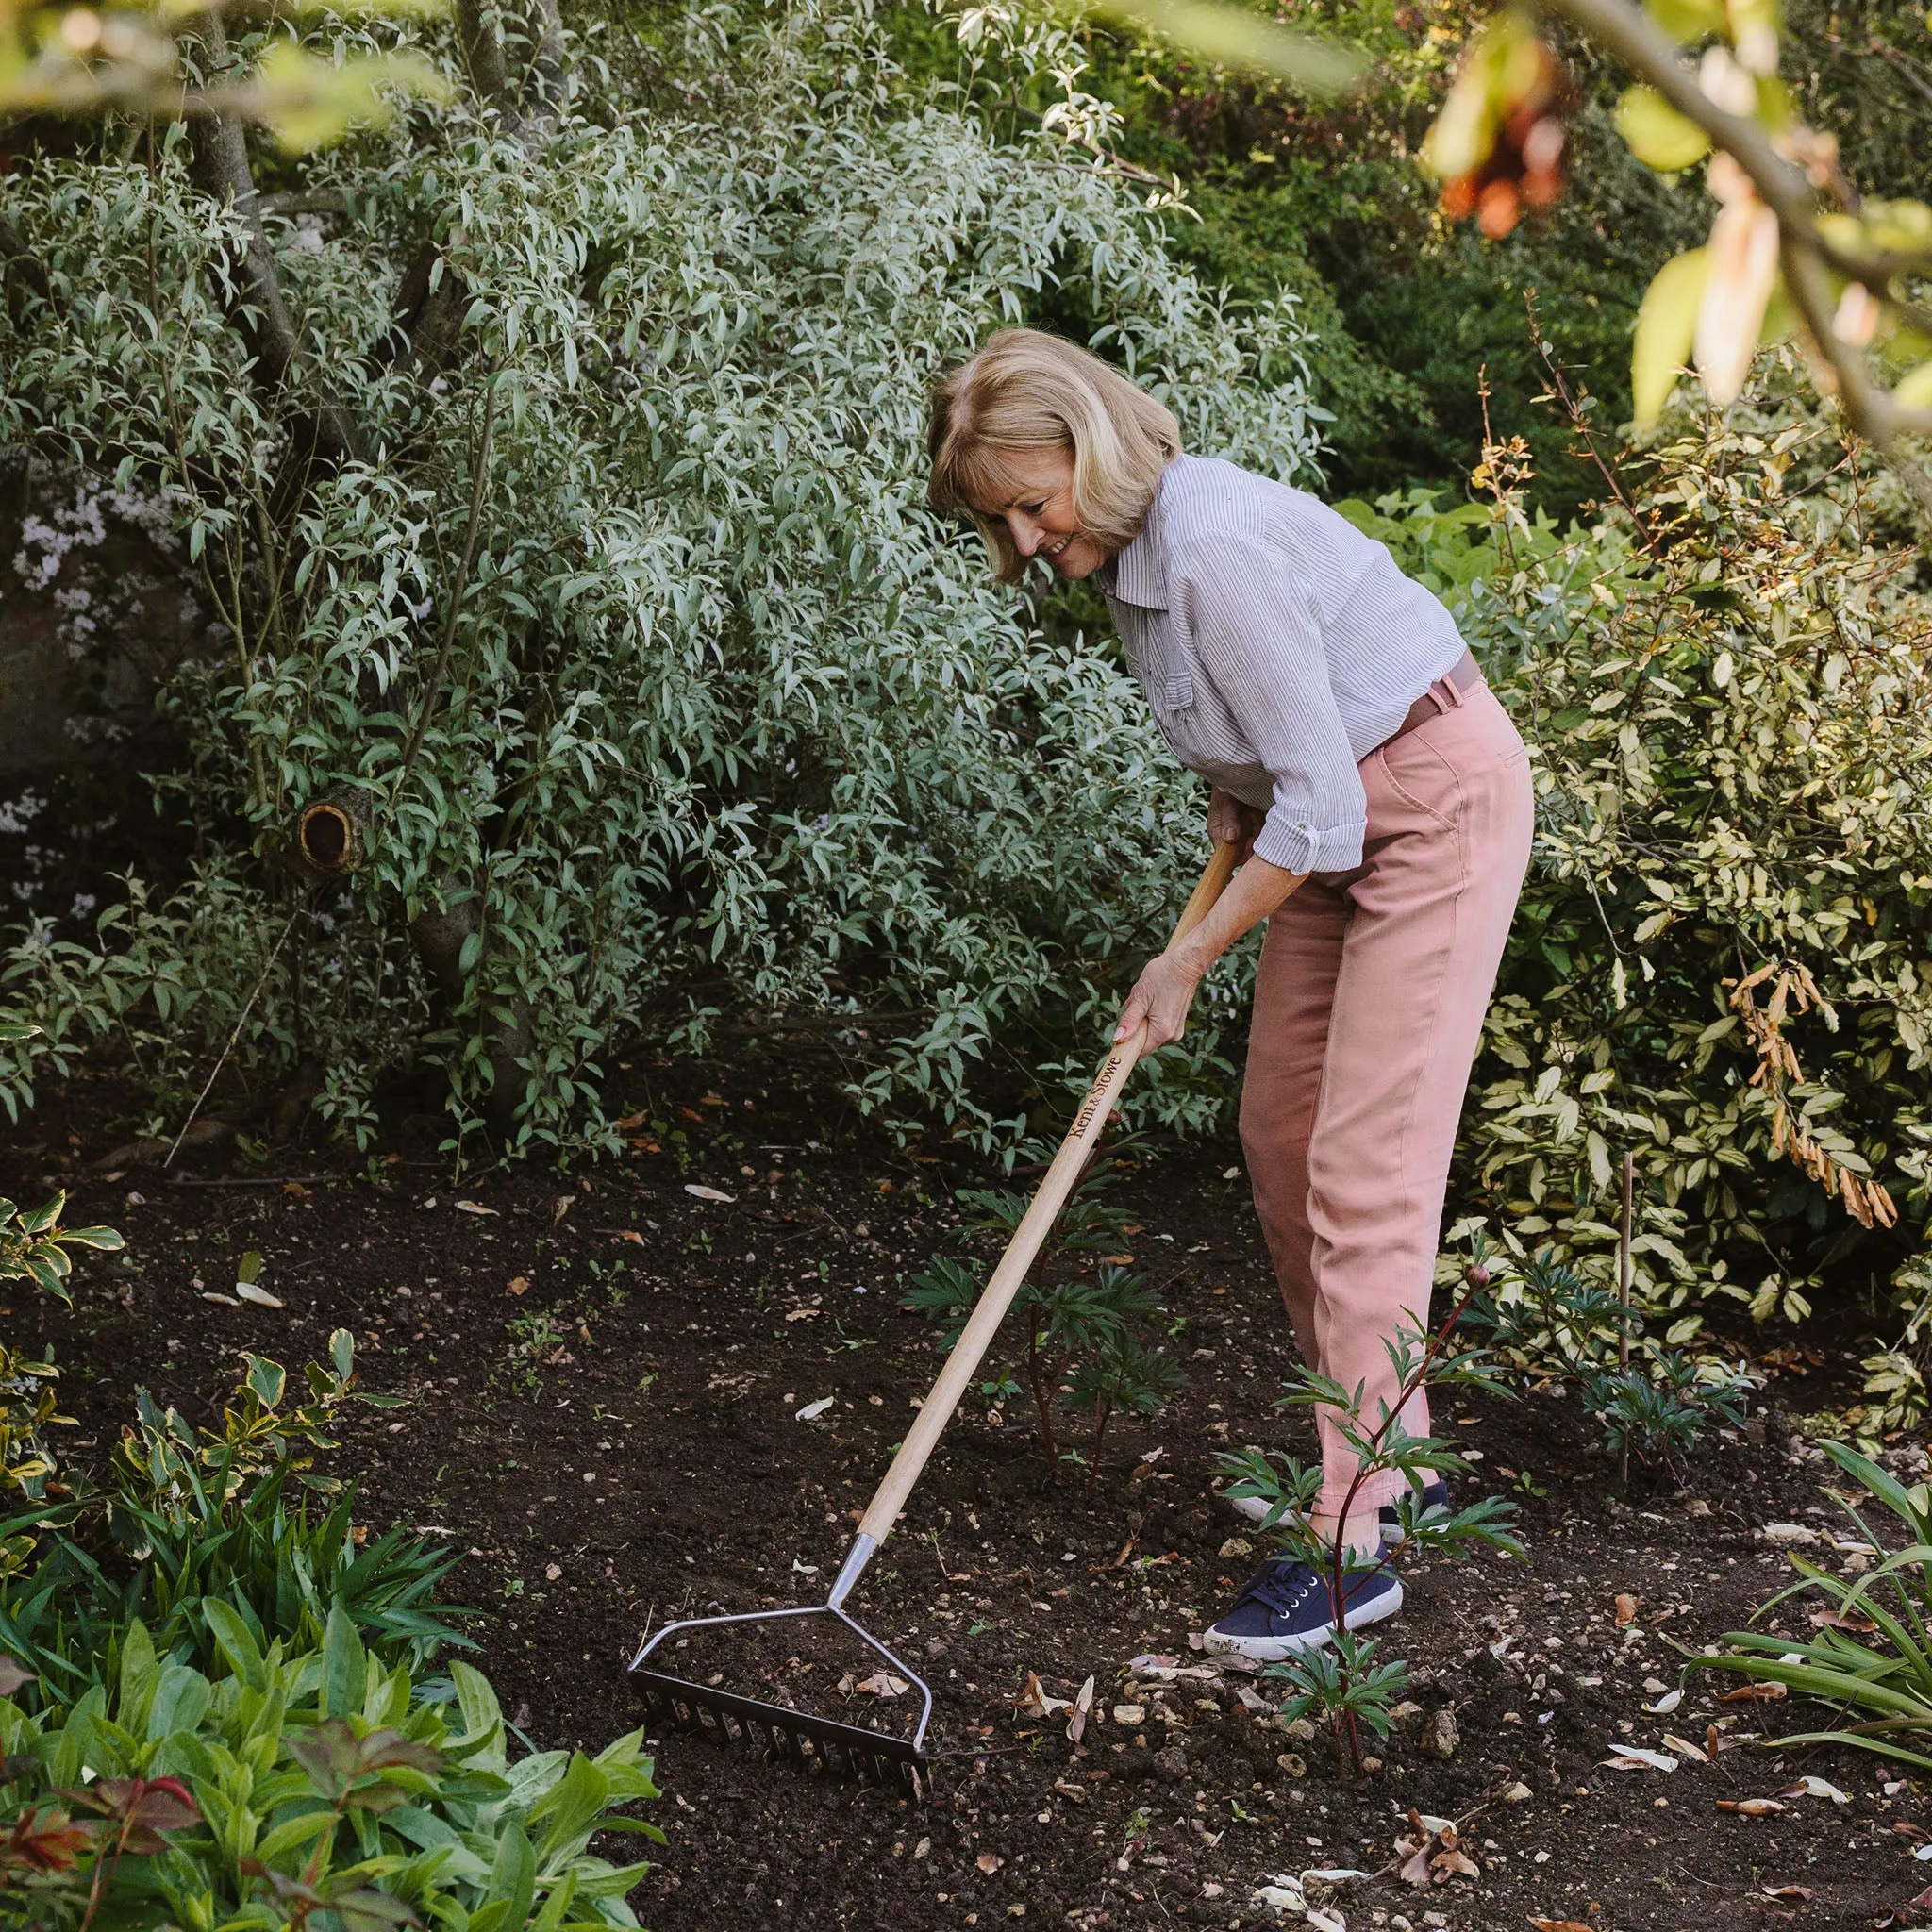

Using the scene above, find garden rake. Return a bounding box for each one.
[628,841,1241,1792]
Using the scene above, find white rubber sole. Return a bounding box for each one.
[1199,1574,1405,1663]
[1222,1488,1410,1547]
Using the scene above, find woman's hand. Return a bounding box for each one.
[1208,787,1264,863]
[1113,948,1204,1051]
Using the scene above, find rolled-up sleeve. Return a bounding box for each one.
[1174,538,1368,874]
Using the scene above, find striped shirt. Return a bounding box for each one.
[1100,454,1467,874]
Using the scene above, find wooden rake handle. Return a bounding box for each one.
[832,842,1240,1594]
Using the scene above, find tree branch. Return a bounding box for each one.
[1530,0,1932,493]
[182,10,369,468]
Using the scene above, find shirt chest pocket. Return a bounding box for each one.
[1160,667,1195,714]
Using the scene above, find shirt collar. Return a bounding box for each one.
[1102,458,1176,611]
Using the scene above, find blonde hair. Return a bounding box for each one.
[927,328,1181,585]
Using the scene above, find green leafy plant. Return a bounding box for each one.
[904,1163,1186,1465]
[1224,1270,1521,1774]
[1271,1632,1412,1745]
[502,1313,573,1398]
[1,1347,68,1522]
[1465,1239,1753,1477]
[0,1607,661,1932]
[0,1191,123,1307]
[1694,1442,1932,1769]
[1581,1352,1749,1478]
[1,1335,468,1703]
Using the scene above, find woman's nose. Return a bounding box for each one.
[1008,515,1041,557]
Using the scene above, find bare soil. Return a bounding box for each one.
[7,1059,1921,1931]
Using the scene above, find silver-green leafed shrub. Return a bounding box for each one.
[0,0,1321,1152]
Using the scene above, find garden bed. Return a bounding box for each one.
[7,1059,1919,1930]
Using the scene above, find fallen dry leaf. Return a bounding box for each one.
[1760,1886,1813,1903]
[1717,1798,1786,1816]
[1717,1680,1786,1702]
[506,1276,530,1296]
[1393,1810,1476,1888]
[1700,1731,1761,1761]
[1601,1746,1677,1773]
[854,1672,909,1698]
[1397,1843,1434,1888]
[1808,1607,1879,1634]
[1662,1732,1709,1764]
[282,1180,308,1197]
[1013,1672,1071,1721]
[454,1199,499,1216]
[613,1110,647,1130]
[1615,1592,1640,1625]
[1065,1674,1095,1745]
[234,1281,284,1307]
[1112,1703,1146,1727]
[976,1853,1004,1874]
[552,1196,575,1224]
[1529,1921,1594,1932]
[1774,1775,1849,1805]
[683,1183,735,1204]
[1881,1885,1932,1929]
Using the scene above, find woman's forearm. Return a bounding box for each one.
[1173,852,1305,978]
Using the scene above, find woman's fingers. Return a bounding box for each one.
[1115,953,1199,1049]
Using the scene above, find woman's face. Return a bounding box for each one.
[973,447,1110,581]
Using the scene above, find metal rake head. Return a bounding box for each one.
[628,1600,932,1795]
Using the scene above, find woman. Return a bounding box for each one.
[927,329,1533,1662]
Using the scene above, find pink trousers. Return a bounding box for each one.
[1239,679,1533,1516]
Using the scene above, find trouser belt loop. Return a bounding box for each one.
[1436,647,1477,712]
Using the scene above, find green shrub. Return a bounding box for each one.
[1366,384,1932,1415]
[0,1607,661,1932]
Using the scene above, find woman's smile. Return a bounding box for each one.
[969,447,1110,580]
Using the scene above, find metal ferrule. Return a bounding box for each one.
[825,1532,877,1610]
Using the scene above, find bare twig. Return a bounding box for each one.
[1619,1148,1634,1491]
[165,905,304,1167]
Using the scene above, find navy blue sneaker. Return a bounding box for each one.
[1222,1476,1451,1546]
[1201,1551,1404,1662]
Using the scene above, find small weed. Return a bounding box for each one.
[502,1311,573,1395]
